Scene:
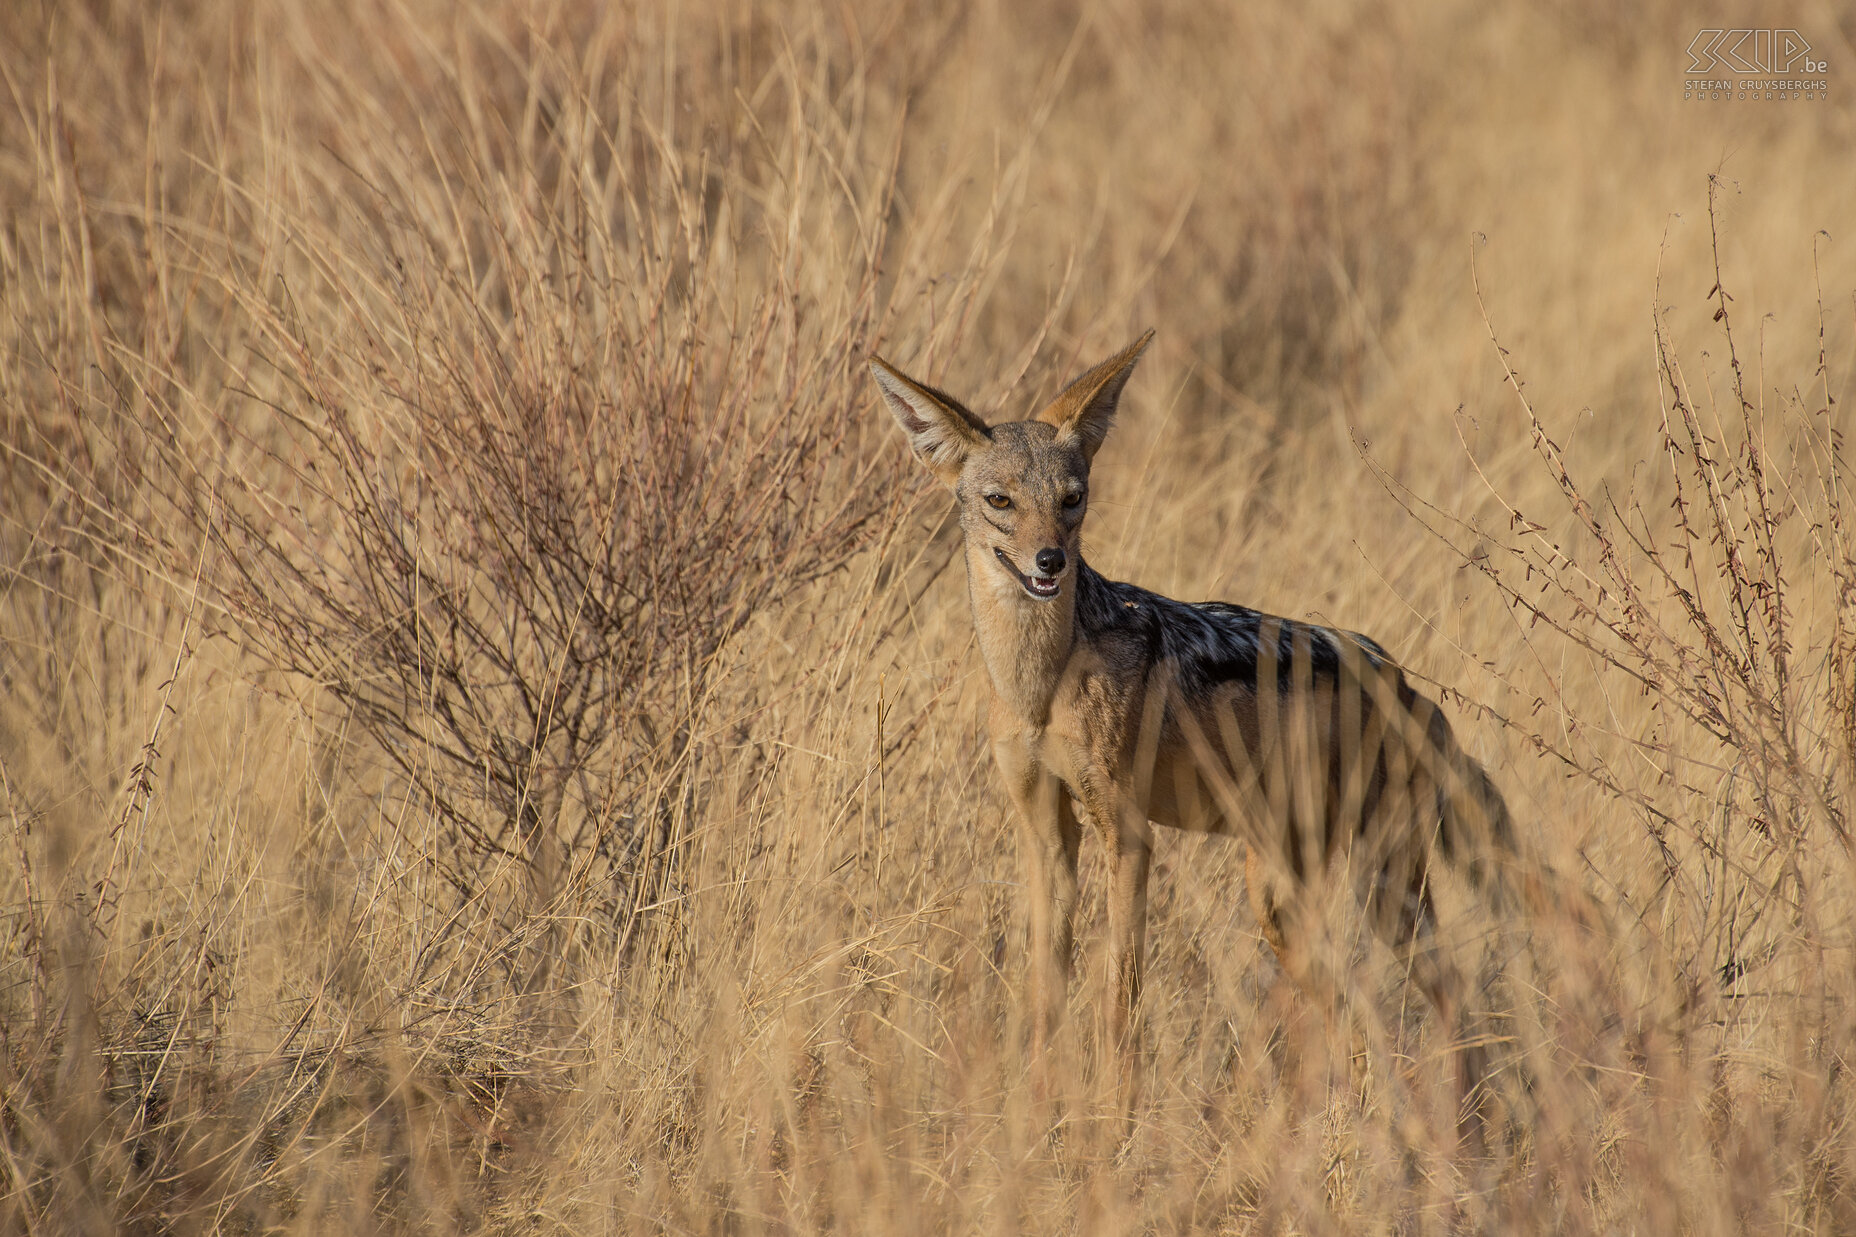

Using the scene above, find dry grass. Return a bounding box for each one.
[3,0,1856,1231]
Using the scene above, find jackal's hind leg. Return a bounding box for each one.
[1244,845,1336,1002]
[1243,846,1290,964]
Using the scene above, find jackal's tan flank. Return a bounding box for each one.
[869,332,1512,1095]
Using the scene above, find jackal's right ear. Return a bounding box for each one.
[868,357,991,489]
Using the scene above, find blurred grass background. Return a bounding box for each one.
[4,0,1856,1230]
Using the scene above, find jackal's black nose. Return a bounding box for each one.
[1034,548,1066,576]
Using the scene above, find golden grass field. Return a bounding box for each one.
[4,0,1856,1230]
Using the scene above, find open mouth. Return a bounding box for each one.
[995,548,1061,599]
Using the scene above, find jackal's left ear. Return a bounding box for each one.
[869,357,992,489]
[1036,329,1155,463]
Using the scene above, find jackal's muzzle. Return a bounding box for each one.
[997,547,1064,599]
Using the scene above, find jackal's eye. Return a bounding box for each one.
[986,493,1011,510]
[1062,492,1084,509]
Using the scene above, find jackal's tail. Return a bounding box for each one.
[1411,691,1523,916]
[1420,691,1614,955]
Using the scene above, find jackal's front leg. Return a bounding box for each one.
[1070,784,1153,1119]
[995,740,1080,1065]
[1101,808,1152,1088]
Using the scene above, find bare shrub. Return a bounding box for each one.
[26,19,995,975]
[170,102,900,941]
[1369,185,1856,1225]
[1401,185,1852,976]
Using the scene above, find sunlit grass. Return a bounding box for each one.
[2,1,1854,1230]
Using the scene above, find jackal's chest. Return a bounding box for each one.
[988,654,1140,792]
[988,650,1245,837]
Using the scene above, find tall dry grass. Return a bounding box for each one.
[3,0,1855,1231]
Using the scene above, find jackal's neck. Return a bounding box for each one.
[964,540,1080,726]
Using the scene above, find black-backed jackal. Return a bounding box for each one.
[870,332,1514,1126]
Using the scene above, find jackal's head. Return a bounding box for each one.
[869,331,1153,603]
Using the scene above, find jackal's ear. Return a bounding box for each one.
[1036,329,1155,463]
[868,357,991,489]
